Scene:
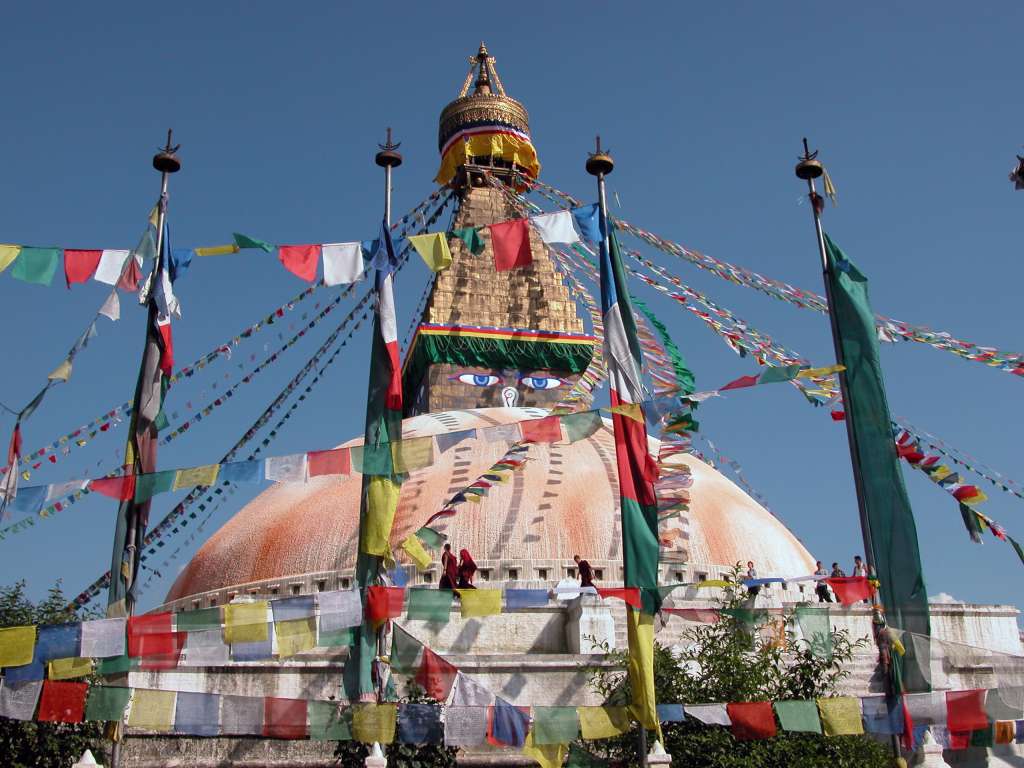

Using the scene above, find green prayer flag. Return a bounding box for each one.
[633,297,696,396]
[451,227,485,255]
[561,411,604,443]
[309,700,351,740]
[757,364,802,384]
[351,443,393,475]
[406,588,454,623]
[11,247,59,286]
[825,233,930,690]
[1009,536,1024,567]
[233,232,275,253]
[134,470,176,502]
[391,626,422,674]
[796,606,832,660]
[97,654,136,676]
[415,526,447,549]
[959,503,984,543]
[318,626,354,648]
[773,700,822,734]
[970,724,994,747]
[85,686,132,722]
[720,608,758,628]
[174,606,222,633]
[533,706,579,745]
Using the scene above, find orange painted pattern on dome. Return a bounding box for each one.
[166,408,815,602]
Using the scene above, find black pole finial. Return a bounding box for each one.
[795,136,823,180]
[376,127,403,168]
[153,128,181,174]
[586,134,614,177]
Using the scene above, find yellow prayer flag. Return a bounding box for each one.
[275,617,316,659]
[408,233,453,272]
[148,205,159,229]
[625,607,661,740]
[0,625,36,667]
[816,697,864,736]
[223,602,269,644]
[172,463,221,491]
[961,489,988,506]
[400,534,432,571]
[464,493,483,503]
[931,466,953,482]
[352,703,397,744]
[127,689,176,732]
[194,244,240,257]
[0,244,21,273]
[48,656,95,680]
[458,588,503,618]
[48,359,72,382]
[695,579,731,588]
[392,436,435,473]
[522,728,568,768]
[797,364,845,379]
[361,476,401,557]
[577,706,631,740]
[608,403,644,422]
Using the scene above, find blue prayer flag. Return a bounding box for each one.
[861,696,904,735]
[504,589,549,610]
[10,486,46,516]
[435,429,474,455]
[219,460,261,484]
[169,249,194,283]
[397,703,443,744]
[230,637,273,661]
[37,623,81,662]
[174,691,220,736]
[271,596,315,622]
[489,698,529,747]
[571,204,601,243]
[656,704,685,722]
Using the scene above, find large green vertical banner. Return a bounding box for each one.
[825,233,931,692]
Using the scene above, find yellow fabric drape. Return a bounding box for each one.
[435,132,540,186]
[578,706,631,739]
[458,589,503,618]
[0,625,36,667]
[223,602,269,644]
[408,233,453,273]
[275,618,316,658]
[400,534,432,570]
[626,607,662,740]
[816,697,864,735]
[361,476,401,557]
[352,703,397,744]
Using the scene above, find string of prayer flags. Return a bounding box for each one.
[174,691,220,737]
[520,415,563,443]
[408,233,453,272]
[0,680,42,720]
[458,588,503,618]
[533,706,579,745]
[64,250,103,287]
[11,247,60,286]
[309,700,350,741]
[84,685,132,722]
[489,218,532,271]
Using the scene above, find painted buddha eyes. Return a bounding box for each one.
[520,376,564,390]
[457,373,501,387]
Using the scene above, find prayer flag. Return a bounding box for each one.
[406,587,453,622]
[84,685,131,722]
[366,586,404,628]
[445,705,487,746]
[409,233,453,272]
[825,233,930,689]
[194,244,239,257]
[0,625,37,667]
[795,605,832,659]
[0,244,21,272]
[352,703,397,744]
[904,692,946,724]
[415,526,447,548]
[233,232,275,253]
[505,589,549,610]
[523,728,568,768]
[392,436,434,472]
[452,673,494,707]
[520,415,563,443]
[571,204,601,242]
[947,689,989,732]
[817,697,863,735]
[36,680,87,723]
[596,587,642,608]
[309,700,351,740]
[459,588,503,618]
[278,244,320,282]
[489,218,532,271]
[488,698,529,747]
[48,657,93,680]
[0,680,41,720]
[323,242,364,286]
[656,704,685,722]
[172,463,220,490]
[134,470,174,502]
[264,697,308,739]
[451,226,485,255]
[308,447,351,478]
[861,696,904,735]
[687,703,730,726]
[625,606,659,734]
[93,249,130,284]
[719,374,759,391]
[127,689,176,731]
[577,706,630,739]
[220,460,261,484]
[561,411,603,443]
[727,701,777,740]
[826,576,872,606]
[64,249,102,287]
[435,429,473,454]
[757,364,803,384]
[996,720,1016,744]
[11,247,59,286]
[415,647,458,701]
[90,474,136,501]
[224,602,269,644]
[318,589,363,631]
[175,607,221,633]
[275,618,316,658]
[173,691,220,736]
[221,694,263,735]
[169,248,193,282]
[97,654,134,676]
[534,705,579,744]
[182,629,229,666]
[391,626,423,674]
[398,703,444,744]
[531,210,580,245]
[265,453,308,483]
[80,618,126,658]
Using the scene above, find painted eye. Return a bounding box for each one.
[520,376,564,390]
[456,373,500,387]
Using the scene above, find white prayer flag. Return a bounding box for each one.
[903,692,946,725]
[99,291,120,321]
[530,211,580,245]
[483,424,521,443]
[183,629,230,666]
[80,617,127,658]
[0,681,43,721]
[323,242,365,286]
[93,250,131,285]
[687,704,731,726]
[265,453,308,483]
[450,673,495,707]
[317,589,363,631]
[46,480,88,503]
[444,705,487,746]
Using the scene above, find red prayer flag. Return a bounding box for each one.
[727,701,777,741]
[519,415,562,443]
[830,410,846,421]
[719,374,759,392]
[278,245,321,282]
[596,587,642,609]
[947,689,988,733]
[116,255,142,291]
[365,586,404,628]
[138,631,186,670]
[308,447,352,478]
[662,608,720,623]
[825,576,873,606]
[263,697,308,739]
[414,647,458,702]
[948,730,970,750]
[952,485,981,502]
[64,249,102,287]
[127,612,174,656]
[489,219,532,271]
[37,681,88,723]
[89,474,137,501]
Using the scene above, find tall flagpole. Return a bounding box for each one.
[586,135,650,768]
[109,131,180,768]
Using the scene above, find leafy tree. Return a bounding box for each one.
[581,564,893,768]
[0,580,108,768]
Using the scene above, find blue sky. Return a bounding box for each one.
[1,3,1022,617]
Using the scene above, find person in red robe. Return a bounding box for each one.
[439,544,457,589]
[457,548,477,589]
